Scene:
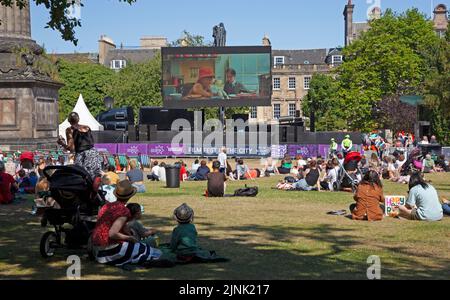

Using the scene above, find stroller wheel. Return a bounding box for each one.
[40,231,58,258]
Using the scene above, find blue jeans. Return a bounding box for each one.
[294,179,313,191]
[132,183,146,193]
[443,204,450,216]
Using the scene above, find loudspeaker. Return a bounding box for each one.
[148,125,158,141]
[128,125,138,142]
[139,125,149,142]
[287,127,296,143]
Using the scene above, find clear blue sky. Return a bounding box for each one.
[30,0,447,53]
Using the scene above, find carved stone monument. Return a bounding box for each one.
[0,0,62,151]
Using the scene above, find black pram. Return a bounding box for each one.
[39,165,104,258]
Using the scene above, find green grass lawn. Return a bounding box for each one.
[0,173,449,280]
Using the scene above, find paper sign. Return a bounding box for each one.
[385,195,406,216]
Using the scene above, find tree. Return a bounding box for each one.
[337,8,441,131]
[57,59,115,122]
[0,0,136,45]
[106,54,162,121]
[170,30,213,47]
[422,28,450,144]
[302,74,346,131]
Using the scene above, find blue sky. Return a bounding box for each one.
[30,0,448,53]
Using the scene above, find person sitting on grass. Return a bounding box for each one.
[16,169,33,194]
[278,154,293,175]
[398,172,443,221]
[105,165,120,186]
[0,161,18,205]
[147,160,161,181]
[206,161,226,197]
[293,160,321,191]
[191,159,200,174]
[126,203,158,248]
[236,159,252,180]
[435,155,449,172]
[91,180,173,268]
[126,160,145,193]
[350,170,385,221]
[192,160,210,181]
[263,157,279,176]
[422,154,437,173]
[168,203,228,263]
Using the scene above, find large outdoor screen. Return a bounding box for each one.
[162,46,272,109]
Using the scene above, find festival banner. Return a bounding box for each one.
[117,144,148,156]
[94,144,117,154]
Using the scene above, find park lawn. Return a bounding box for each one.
[0,173,449,280]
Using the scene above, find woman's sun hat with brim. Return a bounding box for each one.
[114,180,137,201]
[173,203,194,224]
[198,67,215,80]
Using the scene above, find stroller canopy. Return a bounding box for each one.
[344,152,362,165]
[19,151,34,162]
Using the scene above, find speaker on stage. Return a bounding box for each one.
[128,125,138,142]
[139,125,149,142]
[287,127,296,143]
[148,125,158,141]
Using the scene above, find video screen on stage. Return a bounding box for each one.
[162,46,272,109]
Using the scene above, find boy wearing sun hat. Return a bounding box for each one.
[170,203,198,258]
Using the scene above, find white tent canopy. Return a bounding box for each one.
[58,94,104,139]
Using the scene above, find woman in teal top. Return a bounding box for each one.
[279,155,293,174]
[399,172,443,221]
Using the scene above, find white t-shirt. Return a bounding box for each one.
[151,165,161,176]
[218,152,227,168]
[191,163,200,173]
[158,167,166,182]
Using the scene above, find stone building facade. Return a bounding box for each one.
[251,48,342,124]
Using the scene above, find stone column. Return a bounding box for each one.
[0,0,31,40]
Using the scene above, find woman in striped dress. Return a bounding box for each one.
[91,180,165,267]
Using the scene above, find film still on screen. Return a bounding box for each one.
[162,46,272,108]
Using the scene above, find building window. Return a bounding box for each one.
[111,59,127,70]
[273,104,281,119]
[288,77,296,90]
[304,76,311,90]
[274,56,285,66]
[250,107,257,119]
[288,103,296,117]
[332,55,343,65]
[273,77,281,90]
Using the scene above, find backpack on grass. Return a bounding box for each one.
[234,186,258,197]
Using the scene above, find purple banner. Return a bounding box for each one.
[148,144,187,156]
[95,144,117,154]
[117,144,148,156]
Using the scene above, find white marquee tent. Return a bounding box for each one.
[58,94,104,139]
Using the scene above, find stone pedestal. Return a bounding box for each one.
[0,1,62,151]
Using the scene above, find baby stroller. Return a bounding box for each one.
[334,152,362,193]
[39,165,104,258]
[400,148,422,176]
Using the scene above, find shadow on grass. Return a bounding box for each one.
[1,202,449,280]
